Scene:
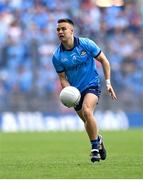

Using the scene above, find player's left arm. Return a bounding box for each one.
[95,52,117,100]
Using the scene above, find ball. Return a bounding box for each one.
[59,86,81,108]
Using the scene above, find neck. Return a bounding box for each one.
[62,36,74,50]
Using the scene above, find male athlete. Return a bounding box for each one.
[52,18,117,163]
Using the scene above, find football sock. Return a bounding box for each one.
[91,138,99,150]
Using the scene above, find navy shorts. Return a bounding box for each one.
[74,85,101,111]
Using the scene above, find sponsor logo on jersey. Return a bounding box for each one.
[61,58,68,63]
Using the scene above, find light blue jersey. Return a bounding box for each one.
[52,37,101,92]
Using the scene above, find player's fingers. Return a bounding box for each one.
[111,90,117,100]
[108,88,117,100]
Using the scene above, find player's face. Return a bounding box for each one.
[56,22,73,42]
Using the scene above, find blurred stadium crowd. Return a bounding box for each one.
[0,0,142,112]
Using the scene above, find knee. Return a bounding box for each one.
[82,106,92,120]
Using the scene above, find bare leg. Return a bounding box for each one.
[76,93,98,141]
[76,93,107,162]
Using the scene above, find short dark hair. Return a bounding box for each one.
[57,18,74,26]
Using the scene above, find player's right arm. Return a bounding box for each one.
[58,72,70,89]
[52,52,70,89]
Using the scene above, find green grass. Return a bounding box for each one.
[0,129,143,179]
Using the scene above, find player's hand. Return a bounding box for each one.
[106,84,117,100]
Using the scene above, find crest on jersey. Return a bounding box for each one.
[80,50,86,56]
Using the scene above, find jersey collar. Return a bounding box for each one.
[60,37,79,52]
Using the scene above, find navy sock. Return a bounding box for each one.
[91,138,99,150]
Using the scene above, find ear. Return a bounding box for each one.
[71,28,74,33]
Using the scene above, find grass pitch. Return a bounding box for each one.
[0,129,143,179]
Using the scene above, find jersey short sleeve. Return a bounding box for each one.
[52,54,64,73]
[80,38,101,58]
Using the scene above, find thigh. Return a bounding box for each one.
[74,85,101,111]
[76,93,98,122]
[82,93,98,112]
